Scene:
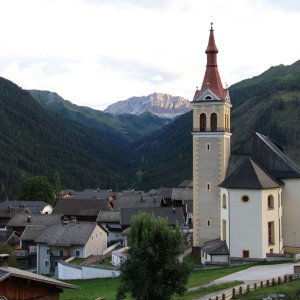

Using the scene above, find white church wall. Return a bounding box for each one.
[282,179,300,252]
[220,188,229,248]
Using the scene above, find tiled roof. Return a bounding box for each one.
[178,180,193,188]
[7,213,62,228]
[52,199,110,216]
[220,157,282,189]
[172,188,192,201]
[0,266,78,289]
[112,194,160,211]
[35,221,100,247]
[201,239,229,255]
[0,230,15,242]
[120,207,185,226]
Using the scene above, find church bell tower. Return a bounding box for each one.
[192,24,232,249]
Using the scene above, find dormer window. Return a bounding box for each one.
[204,95,213,100]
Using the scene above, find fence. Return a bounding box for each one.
[207,274,299,300]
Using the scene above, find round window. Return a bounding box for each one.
[241,195,249,203]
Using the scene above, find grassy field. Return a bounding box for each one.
[234,279,300,299]
[60,264,252,300]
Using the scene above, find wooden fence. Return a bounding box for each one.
[207,273,299,300]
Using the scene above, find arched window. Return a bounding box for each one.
[200,113,206,132]
[204,95,212,100]
[268,195,274,209]
[210,113,217,131]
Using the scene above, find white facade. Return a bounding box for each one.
[221,187,282,259]
[281,179,300,252]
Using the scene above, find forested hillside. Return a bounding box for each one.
[29,90,170,144]
[0,60,300,196]
[130,60,300,189]
[0,77,130,197]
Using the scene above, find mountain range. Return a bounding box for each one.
[104,92,190,118]
[0,60,300,197]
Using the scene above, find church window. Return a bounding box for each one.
[268,195,274,209]
[222,194,227,208]
[268,222,275,245]
[204,95,212,100]
[210,113,217,131]
[200,113,206,132]
[206,143,211,151]
[206,219,211,227]
[222,219,227,241]
[241,195,249,203]
[206,183,211,191]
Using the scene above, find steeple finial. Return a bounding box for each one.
[210,22,213,31]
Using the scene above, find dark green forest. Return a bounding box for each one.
[0,59,300,197]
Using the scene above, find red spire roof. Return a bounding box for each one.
[194,23,225,101]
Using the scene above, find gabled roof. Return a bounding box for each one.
[52,199,110,216]
[220,157,282,189]
[0,266,78,289]
[35,222,102,247]
[120,207,185,226]
[20,225,46,241]
[234,132,300,179]
[0,230,19,243]
[201,239,229,255]
[7,213,62,228]
[0,200,51,213]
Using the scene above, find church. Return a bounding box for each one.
[192,24,300,263]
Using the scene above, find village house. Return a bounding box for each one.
[35,221,108,275]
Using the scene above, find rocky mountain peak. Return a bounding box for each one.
[104,93,191,118]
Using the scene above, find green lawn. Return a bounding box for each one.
[234,279,300,299]
[60,264,252,300]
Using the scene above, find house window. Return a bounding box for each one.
[75,250,80,257]
[241,195,249,203]
[96,233,98,239]
[202,251,204,258]
[91,235,93,240]
[200,113,206,132]
[205,253,207,260]
[268,222,275,245]
[243,250,249,258]
[210,113,217,131]
[268,195,274,209]
[206,183,211,191]
[45,260,49,267]
[206,219,211,227]
[46,248,50,255]
[206,143,211,151]
[222,194,227,209]
[59,249,64,257]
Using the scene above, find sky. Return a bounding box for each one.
[0,0,299,110]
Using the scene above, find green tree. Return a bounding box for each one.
[117,213,191,300]
[19,175,55,205]
[0,242,17,267]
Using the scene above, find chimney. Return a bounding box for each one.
[27,216,31,223]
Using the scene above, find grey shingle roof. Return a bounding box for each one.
[52,199,110,216]
[0,230,15,242]
[112,194,160,211]
[35,222,100,247]
[20,225,46,241]
[178,180,193,188]
[120,207,185,226]
[0,266,78,289]
[0,200,50,213]
[96,211,120,223]
[7,213,62,228]
[234,132,300,178]
[201,239,229,255]
[220,157,282,189]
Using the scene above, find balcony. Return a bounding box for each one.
[12,249,29,257]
